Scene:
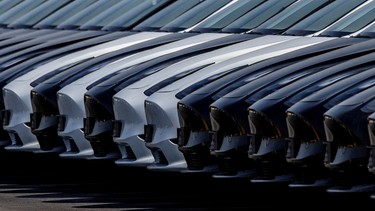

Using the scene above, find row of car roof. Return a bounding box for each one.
[2,0,375,198]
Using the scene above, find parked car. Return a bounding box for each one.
[248,51,375,187]
[367,112,375,175]
[29,0,252,158]
[53,0,300,160]
[2,31,177,152]
[111,0,348,169]
[95,35,297,164]
[175,0,375,175]
[30,33,196,155]
[140,0,374,172]
[208,37,375,180]
[175,38,362,175]
[284,67,375,192]
[323,85,375,193]
[243,1,375,182]
[141,36,334,172]
[1,0,216,152]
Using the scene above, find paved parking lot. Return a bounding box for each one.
[0,149,374,210]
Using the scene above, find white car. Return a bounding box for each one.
[106,0,361,168]
[41,0,297,159]
[111,35,299,167]
[56,33,231,159]
[142,36,335,172]
[2,31,174,152]
[172,0,375,176]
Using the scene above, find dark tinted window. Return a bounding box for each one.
[285,0,367,35]
[8,0,72,28]
[320,1,375,36]
[161,0,233,32]
[78,0,141,30]
[102,0,171,31]
[252,0,331,32]
[0,0,23,15]
[0,0,46,26]
[57,0,121,29]
[222,0,296,33]
[134,0,207,31]
[34,0,98,29]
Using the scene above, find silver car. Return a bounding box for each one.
[2,32,173,153]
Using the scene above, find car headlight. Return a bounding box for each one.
[210,106,246,150]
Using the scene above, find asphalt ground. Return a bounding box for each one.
[0,149,374,210]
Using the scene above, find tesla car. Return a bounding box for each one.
[170,1,375,176]
[2,31,177,152]
[29,33,198,155]
[248,51,375,187]
[52,0,303,160]
[210,41,374,182]
[368,112,375,175]
[207,38,375,180]
[87,35,296,163]
[141,36,335,172]
[135,0,372,172]
[1,0,224,152]
[174,38,364,175]
[54,32,252,158]
[323,85,375,193]
[28,0,261,158]
[175,0,375,175]
[284,68,375,192]
[110,0,347,169]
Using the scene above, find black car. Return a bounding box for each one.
[284,68,375,192]
[79,0,332,160]
[175,0,375,175]
[207,38,375,180]
[20,0,240,154]
[368,111,375,173]
[248,51,375,187]
[29,32,208,153]
[1,0,211,151]
[176,38,364,175]
[323,85,375,193]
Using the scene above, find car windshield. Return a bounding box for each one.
[57,0,120,30]
[0,0,23,15]
[250,0,332,35]
[34,0,98,29]
[355,16,375,38]
[101,0,172,31]
[284,0,367,36]
[7,0,72,29]
[220,0,296,33]
[134,0,213,32]
[319,1,375,37]
[159,0,233,32]
[77,0,142,30]
[0,0,46,27]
